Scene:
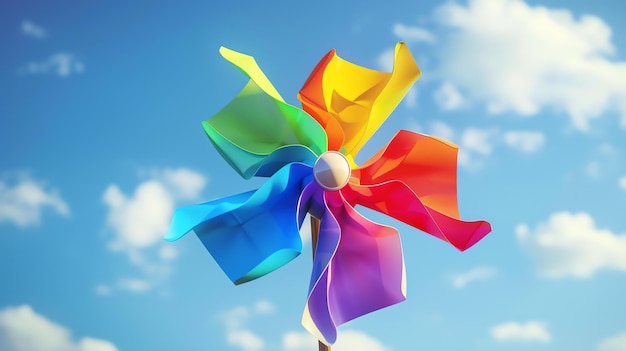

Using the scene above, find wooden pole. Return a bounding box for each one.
[310,216,331,351]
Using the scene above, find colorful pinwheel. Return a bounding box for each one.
[166,42,492,346]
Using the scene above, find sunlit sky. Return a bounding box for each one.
[2,0,626,350]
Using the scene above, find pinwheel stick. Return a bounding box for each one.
[310,216,331,351]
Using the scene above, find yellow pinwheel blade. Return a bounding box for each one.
[298,42,421,161]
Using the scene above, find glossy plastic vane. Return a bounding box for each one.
[166,42,492,346]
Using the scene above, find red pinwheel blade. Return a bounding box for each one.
[346,130,492,250]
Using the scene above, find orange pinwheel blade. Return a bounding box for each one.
[353,130,461,218]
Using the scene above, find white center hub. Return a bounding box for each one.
[313,152,351,191]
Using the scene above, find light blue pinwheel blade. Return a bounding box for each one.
[165,191,253,242]
[165,163,314,284]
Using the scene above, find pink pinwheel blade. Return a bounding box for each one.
[343,181,491,251]
[326,191,406,324]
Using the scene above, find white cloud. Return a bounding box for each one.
[393,23,436,43]
[95,251,168,295]
[95,277,154,295]
[597,143,619,156]
[458,127,498,171]
[94,284,112,296]
[425,122,544,171]
[0,174,69,227]
[587,161,601,178]
[116,278,152,293]
[0,305,118,351]
[425,123,490,171]
[158,245,178,261]
[406,120,422,134]
[584,143,621,180]
[227,330,265,351]
[461,128,497,155]
[254,300,275,314]
[333,331,391,351]
[434,82,466,110]
[516,212,626,278]
[220,301,274,351]
[450,266,497,288]
[434,0,626,130]
[19,53,85,77]
[491,321,551,343]
[282,330,391,351]
[145,168,206,201]
[101,167,206,293]
[282,331,316,351]
[21,21,47,39]
[503,131,545,152]
[428,121,455,142]
[619,176,626,190]
[76,338,118,351]
[103,181,172,249]
[377,48,395,72]
[126,248,171,277]
[103,168,206,251]
[599,331,626,351]
[221,306,251,330]
[404,86,418,109]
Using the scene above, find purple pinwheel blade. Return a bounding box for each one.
[303,190,406,345]
[327,191,406,325]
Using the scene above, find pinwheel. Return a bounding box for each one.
[166,42,492,347]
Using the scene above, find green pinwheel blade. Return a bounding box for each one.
[204,48,328,179]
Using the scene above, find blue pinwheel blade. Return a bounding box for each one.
[166,163,314,284]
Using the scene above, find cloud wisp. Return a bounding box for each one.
[218,302,392,351]
[423,121,545,171]
[0,173,70,228]
[18,21,86,78]
[18,53,85,77]
[502,131,546,153]
[99,168,207,294]
[0,305,118,351]
[282,330,391,351]
[517,211,626,278]
[619,176,626,190]
[392,23,436,44]
[599,331,626,351]
[433,82,466,110]
[490,321,551,343]
[450,266,497,288]
[432,0,626,130]
[21,20,47,39]
[219,301,275,351]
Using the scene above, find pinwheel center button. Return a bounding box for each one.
[313,151,351,191]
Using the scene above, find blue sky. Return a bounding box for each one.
[2,0,626,350]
